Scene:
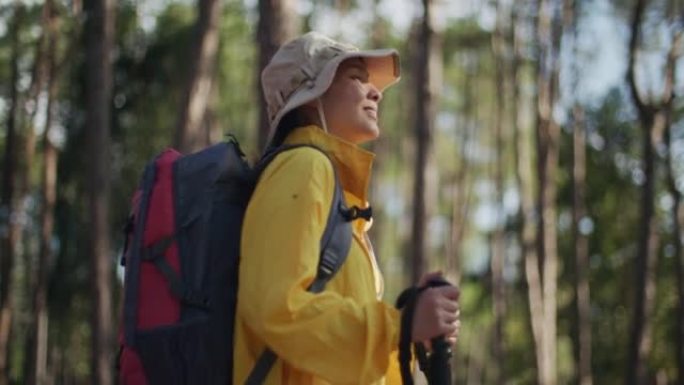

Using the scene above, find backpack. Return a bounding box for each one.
[117,138,354,385]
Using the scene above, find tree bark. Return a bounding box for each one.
[664,78,683,385]
[563,0,593,383]
[0,4,23,385]
[19,0,52,204]
[85,0,116,383]
[509,3,545,381]
[14,5,53,384]
[625,0,671,383]
[410,0,437,284]
[256,0,299,152]
[491,2,508,381]
[447,64,474,284]
[571,104,593,385]
[625,106,660,385]
[665,12,684,385]
[530,0,548,380]
[27,4,58,382]
[531,0,562,382]
[174,0,222,154]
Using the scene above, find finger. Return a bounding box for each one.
[446,316,461,328]
[441,311,460,324]
[440,320,459,335]
[436,298,460,313]
[436,285,460,300]
[418,271,444,286]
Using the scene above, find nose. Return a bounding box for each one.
[368,83,382,102]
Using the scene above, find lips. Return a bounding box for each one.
[364,106,377,120]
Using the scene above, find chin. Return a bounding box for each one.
[356,127,380,145]
[365,123,381,138]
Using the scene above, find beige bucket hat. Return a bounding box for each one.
[262,31,401,144]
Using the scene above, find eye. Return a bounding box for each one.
[350,73,368,83]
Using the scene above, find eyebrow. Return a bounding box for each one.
[344,61,369,76]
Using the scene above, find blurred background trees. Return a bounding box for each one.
[0,0,682,384]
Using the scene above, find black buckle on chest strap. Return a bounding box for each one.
[341,205,372,222]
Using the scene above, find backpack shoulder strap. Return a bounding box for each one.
[254,144,353,284]
[308,164,352,293]
[244,144,353,385]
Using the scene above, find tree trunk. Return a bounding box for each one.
[206,81,222,145]
[677,204,684,385]
[676,190,684,385]
[562,0,593,382]
[510,2,545,381]
[410,0,436,284]
[447,64,474,285]
[625,0,672,383]
[174,0,222,154]
[667,10,684,385]
[0,4,23,385]
[664,87,683,385]
[85,0,116,383]
[256,0,299,152]
[626,111,660,385]
[17,6,54,383]
[571,104,593,385]
[26,4,58,383]
[491,2,507,381]
[531,0,562,382]
[19,0,51,206]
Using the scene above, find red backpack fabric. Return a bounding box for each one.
[118,149,183,385]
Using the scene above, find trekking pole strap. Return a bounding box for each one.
[395,286,424,385]
[395,280,454,385]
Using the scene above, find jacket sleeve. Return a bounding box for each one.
[239,148,400,384]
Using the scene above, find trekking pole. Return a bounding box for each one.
[427,336,452,385]
[396,279,455,385]
[425,279,453,385]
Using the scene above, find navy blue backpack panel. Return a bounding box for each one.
[118,139,352,385]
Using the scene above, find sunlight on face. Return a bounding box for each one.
[319,58,383,145]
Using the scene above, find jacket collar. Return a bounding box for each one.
[283,125,375,202]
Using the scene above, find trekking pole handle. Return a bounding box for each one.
[429,336,452,385]
[426,279,453,385]
[396,278,456,385]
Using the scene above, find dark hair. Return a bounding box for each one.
[266,108,309,151]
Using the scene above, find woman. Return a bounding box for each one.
[234,32,460,385]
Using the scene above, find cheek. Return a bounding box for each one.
[323,87,357,117]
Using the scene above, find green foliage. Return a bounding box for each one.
[1,1,682,384]
[443,18,492,60]
[214,0,257,156]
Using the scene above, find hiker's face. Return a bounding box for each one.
[319,59,383,144]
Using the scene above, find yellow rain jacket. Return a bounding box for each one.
[233,125,402,385]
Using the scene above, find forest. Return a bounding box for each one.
[0,0,682,384]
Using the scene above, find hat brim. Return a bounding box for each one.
[267,48,400,145]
